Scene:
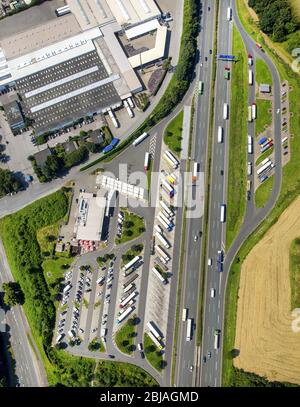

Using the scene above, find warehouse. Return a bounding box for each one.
[75,192,107,243]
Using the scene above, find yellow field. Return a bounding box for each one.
[289,0,300,20]
[234,195,300,385]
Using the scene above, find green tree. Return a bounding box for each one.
[0,169,21,198]
[3,282,24,306]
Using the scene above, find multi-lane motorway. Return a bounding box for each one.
[174,0,217,387]
[200,0,282,388]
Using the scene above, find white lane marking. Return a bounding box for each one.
[218,300,221,309]
[218,313,220,324]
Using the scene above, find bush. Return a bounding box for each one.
[248,0,299,42]
[64,146,88,168]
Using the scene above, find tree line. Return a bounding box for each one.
[248,0,299,42]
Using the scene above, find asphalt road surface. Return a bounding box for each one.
[200,0,282,387]
[174,0,218,387]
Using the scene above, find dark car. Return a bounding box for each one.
[209,49,212,54]
[108,355,115,359]
[205,56,208,61]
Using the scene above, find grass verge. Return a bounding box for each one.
[163,110,183,157]
[144,333,164,372]
[255,146,274,166]
[226,24,248,249]
[289,237,300,309]
[254,176,274,208]
[256,99,272,134]
[255,59,273,85]
[115,316,137,355]
[115,210,145,245]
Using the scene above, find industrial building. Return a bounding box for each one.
[75,192,107,244]
[0,0,167,134]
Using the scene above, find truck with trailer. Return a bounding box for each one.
[122,256,141,273]
[186,318,193,341]
[199,81,204,95]
[119,291,137,308]
[155,245,170,263]
[251,103,256,120]
[147,331,164,350]
[257,161,272,175]
[159,200,175,218]
[248,70,253,85]
[260,142,273,153]
[164,150,179,169]
[214,329,221,349]
[161,179,174,198]
[122,274,138,290]
[227,7,232,21]
[248,135,253,154]
[147,321,163,340]
[152,266,167,285]
[158,211,174,227]
[247,161,252,175]
[192,162,199,183]
[132,132,149,147]
[117,306,135,324]
[163,153,178,169]
[248,106,252,122]
[154,257,168,272]
[157,215,173,232]
[223,103,229,120]
[218,126,223,143]
[123,100,134,118]
[123,283,135,294]
[155,232,170,249]
[220,204,226,223]
[144,152,150,171]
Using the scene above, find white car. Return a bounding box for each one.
[194,235,198,242]
[208,258,212,266]
[79,328,84,334]
[189,365,194,372]
[211,288,216,298]
[276,108,280,114]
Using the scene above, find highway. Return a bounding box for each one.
[174,0,217,387]
[0,239,47,387]
[200,0,282,387]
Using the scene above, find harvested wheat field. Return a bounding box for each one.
[234,195,300,385]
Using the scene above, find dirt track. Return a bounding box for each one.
[234,195,300,385]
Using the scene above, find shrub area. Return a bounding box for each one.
[248,0,299,42]
[0,168,22,198]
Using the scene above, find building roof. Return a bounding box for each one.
[105,0,161,27]
[67,0,161,29]
[259,84,271,93]
[87,130,105,144]
[3,100,24,129]
[34,147,52,167]
[66,0,114,31]
[75,192,106,242]
[0,14,81,60]
[128,24,167,68]
[0,27,103,87]
[125,17,159,39]
[100,22,142,94]
[62,140,77,154]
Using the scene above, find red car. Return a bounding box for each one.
[248,53,253,58]
[225,67,230,71]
